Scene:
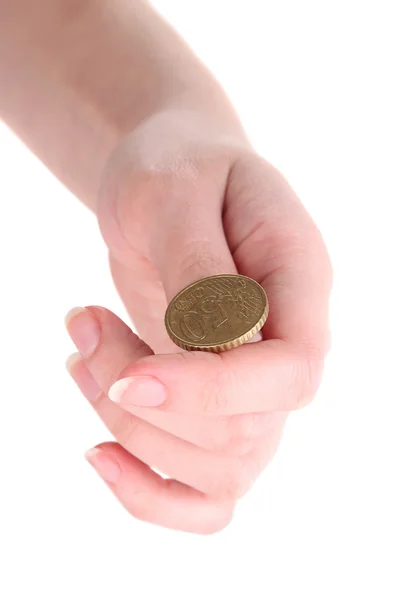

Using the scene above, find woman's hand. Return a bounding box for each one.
[66,108,332,534]
[0,0,331,534]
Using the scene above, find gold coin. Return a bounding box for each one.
[165,274,268,352]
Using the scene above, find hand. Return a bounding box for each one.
[66,108,332,534]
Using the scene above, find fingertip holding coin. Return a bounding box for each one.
[165,274,268,352]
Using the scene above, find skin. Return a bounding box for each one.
[0,1,332,533]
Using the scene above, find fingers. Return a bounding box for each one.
[111,339,323,415]
[65,303,320,416]
[224,155,332,351]
[84,442,234,534]
[65,305,154,391]
[126,406,286,457]
[66,305,283,451]
[67,353,262,500]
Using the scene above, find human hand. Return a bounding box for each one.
[66,108,332,533]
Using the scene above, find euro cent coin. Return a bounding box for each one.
[165,274,269,352]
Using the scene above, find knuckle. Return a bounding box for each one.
[204,424,232,453]
[198,510,235,535]
[323,245,333,283]
[210,458,253,501]
[291,356,324,409]
[162,483,234,535]
[178,239,226,283]
[127,492,156,522]
[314,229,333,280]
[218,414,261,456]
[201,369,231,415]
[114,413,143,449]
[129,483,234,533]
[224,459,253,500]
[232,412,260,445]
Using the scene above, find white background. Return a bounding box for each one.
[1,1,399,598]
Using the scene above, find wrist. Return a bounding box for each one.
[0,0,246,213]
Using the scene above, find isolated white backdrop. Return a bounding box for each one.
[0,1,399,599]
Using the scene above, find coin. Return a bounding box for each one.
[165,274,268,352]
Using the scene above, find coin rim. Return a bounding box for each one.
[165,274,269,351]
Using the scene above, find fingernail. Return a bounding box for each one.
[108,376,166,407]
[66,352,103,404]
[66,352,82,373]
[65,307,100,357]
[84,448,121,484]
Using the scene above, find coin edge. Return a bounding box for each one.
[165,274,268,350]
[166,299,268,352]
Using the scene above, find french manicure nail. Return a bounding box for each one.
[66,352,103,404]
[65,307,100,358]
[66,352,82,373]
[108,376,166,407]
[85,448,121,484]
